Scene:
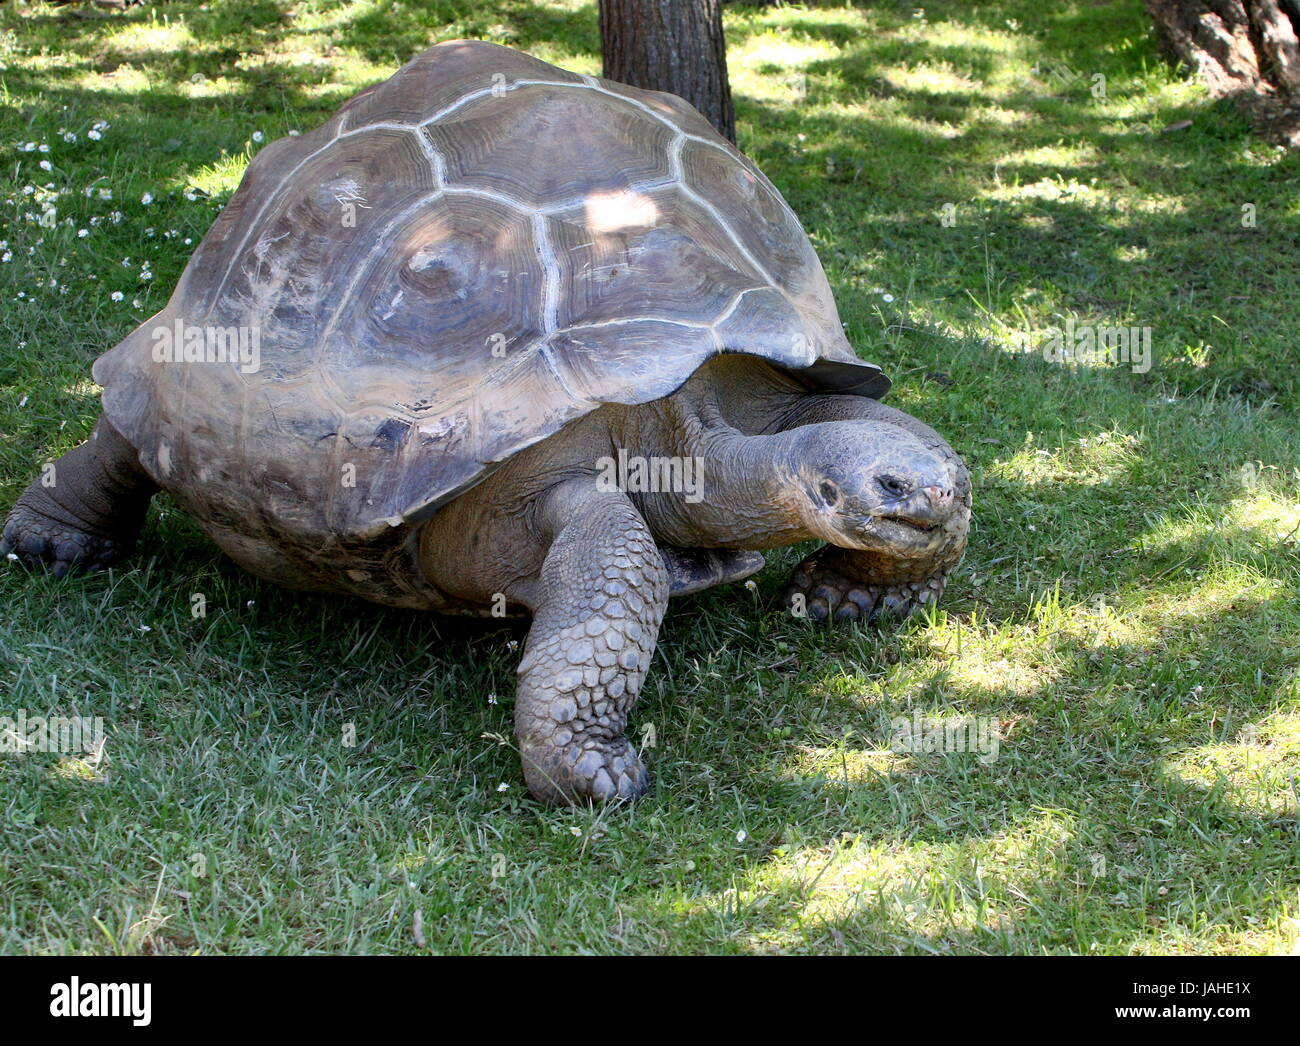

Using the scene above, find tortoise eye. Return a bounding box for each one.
[878,475,908,498]
[819,480,841,506]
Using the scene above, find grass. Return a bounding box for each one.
[1,0,1298,955]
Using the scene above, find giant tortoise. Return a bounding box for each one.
[3,41,971,803]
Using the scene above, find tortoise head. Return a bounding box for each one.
[789,420,969,560]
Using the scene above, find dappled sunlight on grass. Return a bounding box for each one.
[72,65,154,96]
[50,753,108,783]
[183,156,248,199]
[1228,489,1300,542]
[1131,491,1300,568]
[734,36,836,73]
[779,744,910,786]
[882,63,983,99]
[987,429,1144,489]
[679,810,1076,953]
[1166,711,1300,818]
[999,142,1101,168]
[920,616,1074,698]
[102,22,199,59]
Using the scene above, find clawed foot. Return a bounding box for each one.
[783,546,945,624]
[521,735,650,804]
[1,502,135,578]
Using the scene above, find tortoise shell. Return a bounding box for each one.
[93,40,887,586]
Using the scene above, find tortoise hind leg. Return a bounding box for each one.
[514,479,669,803]
[659,546,765,597]
[2,415,158,577]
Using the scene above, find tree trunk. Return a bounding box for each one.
[598,0,736,143]
[1145,0,1300,144]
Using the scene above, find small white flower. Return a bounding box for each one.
[138,625,152,633]
[882,293,895,303]
[251,130,264,143]
[98,188,112,200]
[736,829,747,843]
[38,143,49,153]
[288,129,301,137]
[62,132,77,143]
[141,192,154,205]
[110,291,124,301]
[6,552,18,562]
[0,252,10,263]
[569,826,582,837]
[744,579,758,592]
[87,129,102,141]
[497,782,509,792]
[38,159,52,172]
[77,228,88,238]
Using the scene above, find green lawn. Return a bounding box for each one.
[1,0,1298,955]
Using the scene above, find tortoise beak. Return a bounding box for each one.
[892,484,955,527]
[842,483,960,551]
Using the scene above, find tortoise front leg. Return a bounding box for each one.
[775,393,971,623]
[515,480,668,803]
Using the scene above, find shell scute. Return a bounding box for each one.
[322,194,544,392]
[424,85,677,209]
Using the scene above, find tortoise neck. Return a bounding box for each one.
[622,389,817,550]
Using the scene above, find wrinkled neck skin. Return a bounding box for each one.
[607,357,969,591]
[626,398,818,550]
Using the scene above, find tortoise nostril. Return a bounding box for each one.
[878,475,908,498]
[924,485,954,509]
[818,480,841,507]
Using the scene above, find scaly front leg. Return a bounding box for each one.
[515,479,668,803]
